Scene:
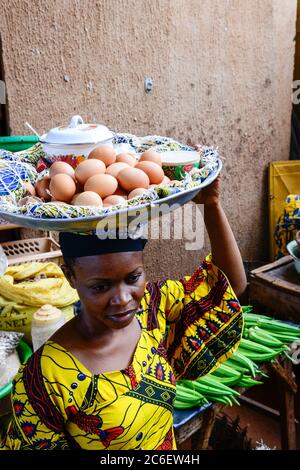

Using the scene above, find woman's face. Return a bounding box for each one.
[64,251,146,332]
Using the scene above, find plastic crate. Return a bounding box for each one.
[1,237,62,266]
[0,135,39,152]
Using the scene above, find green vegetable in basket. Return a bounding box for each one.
[174,382,207,409]
[236,346,279,363]
[240,337,282,354]
[236,377,264,388]
[248,327,285,349]
[211,363,242,386]
[229,350,257,377]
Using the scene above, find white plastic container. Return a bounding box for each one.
[40,115,115,159]
[31,304,65,351]
[160,150,200,180]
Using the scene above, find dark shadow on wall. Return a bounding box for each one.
[0,33,8,136]
[290,108,300,160]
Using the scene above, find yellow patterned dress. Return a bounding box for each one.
[1,255,243,450]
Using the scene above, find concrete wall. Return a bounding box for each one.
[0,0,297,280]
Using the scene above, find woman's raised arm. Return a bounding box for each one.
[193,177,247,298]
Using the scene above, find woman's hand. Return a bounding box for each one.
[192,176,221,207]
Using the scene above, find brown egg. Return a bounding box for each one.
[106,162,130,178]
[162,175,171,184]
[49,174,76,202]
[72,191,103,207]
[135,161,164,184]
[23,182,36,196]
[139,149,162,166]
[75,159,106,185]
[88,145,116,166]
[35,177,51,201]
[49,161,75,179]
[128,188,148,199]
[116,153,136,167]
[84,174,118,198]
[103,195,127,206]
[118,167,150,191]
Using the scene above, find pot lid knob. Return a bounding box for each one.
[69,115,84,128]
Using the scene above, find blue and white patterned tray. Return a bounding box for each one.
[0,134,222,232]
[0,159,222,232]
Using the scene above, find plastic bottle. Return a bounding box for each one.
[31,304,65,351]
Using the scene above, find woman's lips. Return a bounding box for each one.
[106,309,136,321]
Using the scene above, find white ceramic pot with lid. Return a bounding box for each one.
[40,115,115,160]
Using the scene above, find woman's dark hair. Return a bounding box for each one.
[62,256,76,270]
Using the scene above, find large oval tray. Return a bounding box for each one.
[0,160,221,232]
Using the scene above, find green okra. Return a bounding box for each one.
[240,338,277,354]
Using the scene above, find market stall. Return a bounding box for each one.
[0,117,299,450]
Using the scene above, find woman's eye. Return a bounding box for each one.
[92,285,109,293]
[127,274,142,283]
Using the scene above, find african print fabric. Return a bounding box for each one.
[1,255,243,450]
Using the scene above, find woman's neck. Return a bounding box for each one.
[74,314,138,347]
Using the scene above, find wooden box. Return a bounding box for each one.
[250,255,300,323]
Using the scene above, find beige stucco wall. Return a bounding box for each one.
[0,0,297,280]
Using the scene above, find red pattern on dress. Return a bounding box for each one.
[180,266,204,294]
[156,428,173,450]
[125,365,138,388]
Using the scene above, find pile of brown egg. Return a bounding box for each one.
[24,146,171,207]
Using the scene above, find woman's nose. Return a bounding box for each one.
[109,287,132,307]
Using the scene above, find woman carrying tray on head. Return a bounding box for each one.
[1,177,247,450]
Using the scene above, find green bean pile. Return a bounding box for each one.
[174,306,300,409]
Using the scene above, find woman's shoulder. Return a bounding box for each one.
[19,341,77,379]
[40,340,91,378]
[11,342,73,402]
[15,338,88,387]
[144,278,184,297]
[138,279,184,331]
[11,342,89,424]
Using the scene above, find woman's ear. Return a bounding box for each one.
[61,264,76,289]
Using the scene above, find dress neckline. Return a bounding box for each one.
[46,316,144,378]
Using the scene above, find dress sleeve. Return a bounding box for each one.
[164,254,243,381]
[0,349,71,450]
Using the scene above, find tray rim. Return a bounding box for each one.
[0,159,222,232]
